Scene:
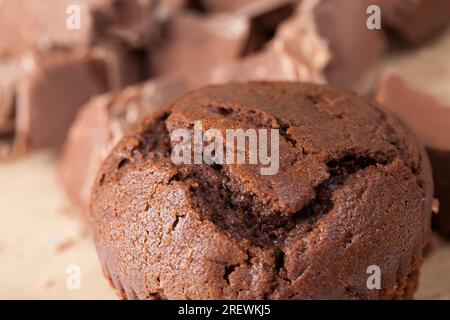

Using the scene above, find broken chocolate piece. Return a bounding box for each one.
[201,0,258,12]
[90,0,160,48]
[0,43,146,159]
[211,0,386,87]
[237,0,298,56]
[0,0,92,57]
[14,48,110,152]
[314,0,387,87]
[210,0,330,84]
[0,0,183,57]
[376,70,450,237]
[150,11,250,87]
[90,45,149,89]
[0,60,19,136]
[59,77,189,217]
[381,0,450,45]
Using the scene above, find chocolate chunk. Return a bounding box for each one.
[150,11,250,87]
[0,0,92,57]
[90,0,161,48]
[210,0,330,84]
[0,42,148,159]
[211,0,386,87]
[201,0,258,12]
[381,0,450,45]
[237,0,298,56]
[90,46,149,89]
[376,70,450,237]
[313,0,387,87]
[59,77,189,217]
[14,48,110,152]
[0,0,183,57]
[0,60,19,134]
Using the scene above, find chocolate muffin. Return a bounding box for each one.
[91,82,433,300]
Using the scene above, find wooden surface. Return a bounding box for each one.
[0,152,449,300]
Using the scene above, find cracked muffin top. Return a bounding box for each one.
[91,82,433,300]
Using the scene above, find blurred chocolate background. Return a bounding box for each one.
[1,0,450,299]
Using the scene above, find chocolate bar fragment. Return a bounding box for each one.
[0,0,184,58]
[90,0,162,48]
[0,45,146,158]
[0,0,92,57]
[211,0,386,87]
[209,43,324,84]
[201,0,258,12]
[90,45,149,89]
[313,0,387,87]
[0,60,20,157]
[237,0,298,56]
[150,11,250,87]
[376,70,450,237]
[210,0,331,84]
[59,77,188,217]
[381,0,450,45]
[14,49,110,152]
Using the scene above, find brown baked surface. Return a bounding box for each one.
[91,82,433,299]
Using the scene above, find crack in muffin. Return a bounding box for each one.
[91,82,433,300]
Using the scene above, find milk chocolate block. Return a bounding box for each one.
[59,78,188,217]
[210,0,330,84]
[91,46,149,89]
[202,0,258,12]
[91,0,162,48]
[0,42,149,159]
[0,61,20,133]
[376,70,450,237]
[211,0,386,87]
[313,0,387,87]
[381,0,450,45]
[0,61,20,157]
[237,0,298,56]
[0,0,179,57]
[0,0,91,57]
[14,49,110,152]
[150,11,250,87]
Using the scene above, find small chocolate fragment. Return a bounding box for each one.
[0,0,92,57]
[59,77,189,217]
[90,46,149,89]
[0,60,19,157]
[14,49,110,152]
[210,0,330,84]
[201,0,258,12]
[211,0,386,87]
[90,0,160,48]
[313,0,387,87]
[0,0,182,57]
[0,60,19,134]
[0,44,146,159]
[381,0,450,45]
[150,11,250,87]
[237,0,298,56]
[376,70,450,237]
